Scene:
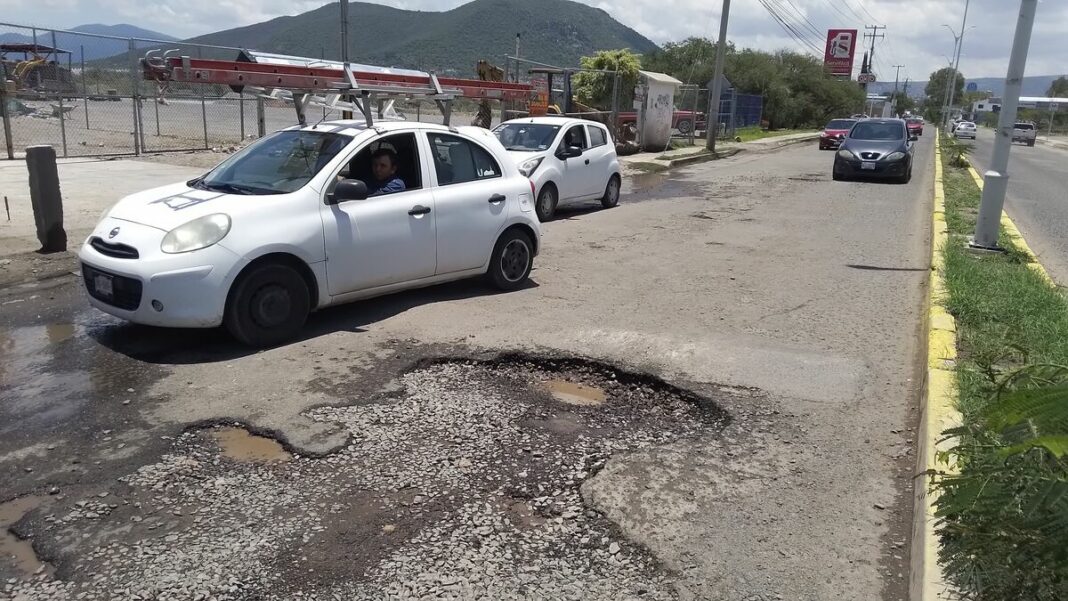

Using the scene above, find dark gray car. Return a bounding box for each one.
[832,119,916,184]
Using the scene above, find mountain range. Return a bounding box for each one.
[0,24,176,62]
[869,75,1061,99]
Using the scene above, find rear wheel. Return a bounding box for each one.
[535,184,557,222]
[601,174,621,209]
[487,229,534,291]
[1028,140,1035,147]
[225,263,310,348]
[677,119,693,134]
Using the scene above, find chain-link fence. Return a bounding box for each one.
[708,90,764,139]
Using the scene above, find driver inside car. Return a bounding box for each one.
[368,148,406,196]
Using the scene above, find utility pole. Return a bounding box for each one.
[863,25,885,71]
[891,65,905,115]
[973,0,1039,250]
[943,0,972,130]
[340,0,349,63]
[706,0,731,151]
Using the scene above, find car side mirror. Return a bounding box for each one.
[329,179,368,204]
[558,145,582,159]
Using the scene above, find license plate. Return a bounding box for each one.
[861,162,876,170]
[94,274,113,297]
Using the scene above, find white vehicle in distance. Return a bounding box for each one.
[78,121,541,347]
[492,117,621,222]
[954,121,977,140]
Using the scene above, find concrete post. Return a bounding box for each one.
[973,0,1038,250]
[256,97,266,137]
[1,83,14,160]
[26,146,66,253]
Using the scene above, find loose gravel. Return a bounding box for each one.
[5,356,729,600]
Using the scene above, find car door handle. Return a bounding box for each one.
[584,159,590,165]
[408,205,431,216]
[488,194,506,204]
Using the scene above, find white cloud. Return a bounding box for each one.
[2,0,1064,79]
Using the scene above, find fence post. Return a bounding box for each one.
[240,93,246,140]
[128,39,140,155]
[81,45,89,130]
[154,93,161,136]
[1,84,14,160]
[51,31,68,158]
[610,71,620,140]
[198,48,209,149]
[256,96,266,137]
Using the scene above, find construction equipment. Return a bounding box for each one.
[142,50,535,127]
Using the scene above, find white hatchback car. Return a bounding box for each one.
[493,117,621,222]
[954,121,977,140]
[79,121,541,347]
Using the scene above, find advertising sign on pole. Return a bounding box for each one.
[824,29,858,77]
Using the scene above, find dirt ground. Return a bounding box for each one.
[1,139,933,600]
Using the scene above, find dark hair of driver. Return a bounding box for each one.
[372,147,398,168]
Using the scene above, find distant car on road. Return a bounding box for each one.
[819,118,857,150]
[79,120,542,347]
[954,121,977,140]
[1012,121,1037,147]
[494,117,621,222]
[616,109,706,135]
[906,118,924,137]
[832,118,915,184]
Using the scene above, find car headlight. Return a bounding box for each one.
[161,213,231,254]
[884,151,906,161]
[517,156,544,177]
[837,149,854,160]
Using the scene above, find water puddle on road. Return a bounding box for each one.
[624,170,669,193]
[544,379,606,406]
[44,323,76,344]
[207,427,292,463]
[0,495,54,578]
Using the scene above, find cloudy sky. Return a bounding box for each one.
[5,0,1065,80]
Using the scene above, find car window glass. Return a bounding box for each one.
[588,126,608,147]
[428,133,502,185]
[850,122,905,141]
[201,130,350,195]
[328,132,421,197]
[562,125,588,150]
[1015,123,1034,130]
[827,120,855,129]
[493,123,561,151]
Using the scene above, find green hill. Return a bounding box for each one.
[187,0,659,77]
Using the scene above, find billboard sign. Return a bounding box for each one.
[824,29,858,76]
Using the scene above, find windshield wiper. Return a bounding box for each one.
[506,146,535,151]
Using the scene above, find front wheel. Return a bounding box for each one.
[601,175,621,209]
[225,263,310,348]
[535,184,557,222]
[676,119,693,134]
[487,229,534,291]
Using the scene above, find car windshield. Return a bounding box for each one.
[493,123,561,152]
[192,130,352,195]
[826,119,856,129]
[850,121,905,141]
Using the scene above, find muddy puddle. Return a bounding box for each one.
[544,379,607,406]
[0,495,53,578]
[206,427,292,463]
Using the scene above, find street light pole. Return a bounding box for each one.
[972,0,1039,249]
[706,0,731,151]
[943,0,971,130]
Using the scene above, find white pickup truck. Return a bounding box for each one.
[1012,122,1037,147]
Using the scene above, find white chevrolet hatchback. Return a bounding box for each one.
[493,117,621,222]
[79,121,541,347]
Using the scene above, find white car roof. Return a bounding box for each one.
[499,116,607,128]
[289,119,457,137]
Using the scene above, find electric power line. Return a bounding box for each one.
[757,0,823,55]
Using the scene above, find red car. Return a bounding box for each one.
[819,118,857,150]
[906,118,924,136]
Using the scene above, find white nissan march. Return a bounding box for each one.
[79,121,541,347]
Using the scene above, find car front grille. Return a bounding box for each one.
[860,152,882,160]
[89,237,139,259]
[82,264,143,311]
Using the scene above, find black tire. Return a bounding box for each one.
[1028,140,1035,147]
[535,184,557,222]
[487,229,534,291]
[676,119,693,134]
[225,262,310,347]
[833,171,845,181]
[601,174,621,209]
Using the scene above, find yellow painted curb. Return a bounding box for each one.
[911,131,962,601]
[966,165,1054,285]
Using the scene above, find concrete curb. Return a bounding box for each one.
[910,129,962,601]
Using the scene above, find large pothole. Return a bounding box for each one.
[7,355,732,601]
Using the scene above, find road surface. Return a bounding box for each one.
[1,139,933,600]
[969,128,1068,283]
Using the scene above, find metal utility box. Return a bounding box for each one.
[635,70,682,150]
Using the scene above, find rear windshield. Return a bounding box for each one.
[826,119,856,129]
[1014,123,1035,130]
[907,119,923,125]
[849,121,905,141]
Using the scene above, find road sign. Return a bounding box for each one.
[858,73,876,84]
[967,82,978,92]
[824,29,858,77]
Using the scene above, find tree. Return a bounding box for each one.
[889,92,917,115]
[923,67,966,120]
[641,37,731,85]
[572,49,641,109]
[1049,76,1068,98]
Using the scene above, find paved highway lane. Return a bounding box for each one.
[969,128,1068,283]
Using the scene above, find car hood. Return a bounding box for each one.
[504,149,550,164]
[104,181,254,232]
[840,139,908,155]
